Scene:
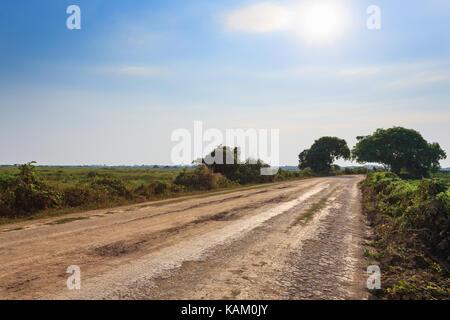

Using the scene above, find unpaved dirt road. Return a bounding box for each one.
[0,176,371,300]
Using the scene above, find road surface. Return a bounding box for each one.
[0,176,370,300]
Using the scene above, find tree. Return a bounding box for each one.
[351,127,446,178]
[201,146,241,182]
[298,137,351,174]
[201,146,272,184]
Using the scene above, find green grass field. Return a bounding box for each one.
[0,166,185,189]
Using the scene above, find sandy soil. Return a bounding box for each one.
[0,176,370,300]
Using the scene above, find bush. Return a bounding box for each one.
[134,181,171,199]
[216,175,237,188]
[354,167,369,174]
[62,175,135,208]
[63,185,110,207]
[299,167,314,177]
[90,176,133,199]
[344,167,353,174]
[416,179,447,201]
[0,196,12,216]
[201,146,277,185]
[361,172,449,299]
[0,162,62,217]
[276,169,301,181]
[0,174,14,191]
[175,165,231,190]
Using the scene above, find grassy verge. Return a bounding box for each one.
[360,172,449,299]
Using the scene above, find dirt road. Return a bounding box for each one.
[0,176,371,300]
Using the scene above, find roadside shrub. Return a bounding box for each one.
[63,186,90,207]
[344,167,353,174]
[90,176,133,200]
[0,162,62,216]
[234,161,275,184]
[402,180,449,258]
[63,185,110,207]
[12,181,62,213]
[200,146,279,185]
[361,172,450,299]
[415,179,447,201]
[175,165,230,190]
[169,183,184,193]
[342,167,369,175]
[354,167,369,174]
[299,167,314,177]
[134,181,171,199]
[216,175,237,188]
[0,196,12,216]
[0,174,14,191]
[276,169,301,181]
[151,181,169,195]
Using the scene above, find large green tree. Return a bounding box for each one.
[299,137,351,174]
[351,127,446,178]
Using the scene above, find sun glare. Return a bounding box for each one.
[292,1,351,44]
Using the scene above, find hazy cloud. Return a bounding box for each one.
[224,2,289,32]
[389,71,450,87]
[338,67,387,77]
[115,66,161,77]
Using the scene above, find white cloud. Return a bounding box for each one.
[224,2,289,32]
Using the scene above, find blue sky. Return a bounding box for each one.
[1,0,449,166]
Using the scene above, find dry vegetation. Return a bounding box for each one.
[361,171,449,299]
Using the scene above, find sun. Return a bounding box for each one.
[292,1,351,44]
